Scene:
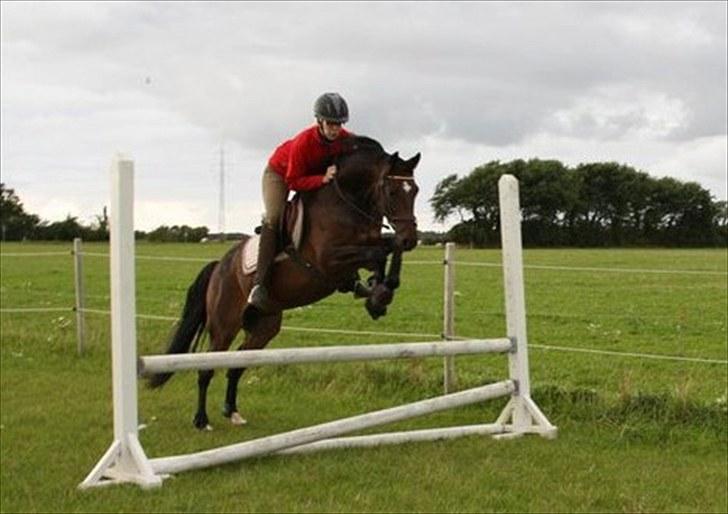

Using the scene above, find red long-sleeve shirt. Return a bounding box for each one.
[268,125,351,191]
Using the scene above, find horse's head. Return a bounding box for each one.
[380,151,420,251]
[335,137,421,251]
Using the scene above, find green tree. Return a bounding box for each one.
[430,162,502,246]
[714,200,728,245]
[35,215,84,241]
[147,225,209,242]
[0,183,40,240]
[518,159,575,246]
[571,163,637,246]
[430,159,722,247]
[652,180,717,246]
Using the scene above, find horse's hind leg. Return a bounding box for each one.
[194,325,239,430]
[223,311,283,426]
[194,369,215,430]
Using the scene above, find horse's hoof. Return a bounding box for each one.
[230,412,248,426]
[352,281,372,299]
[371,284,393,306]
[365,296,388,320]
[204,424,213,431]
[194,413,211,430]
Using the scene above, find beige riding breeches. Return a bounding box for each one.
[261,165,289,227]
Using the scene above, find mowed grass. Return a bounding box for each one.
[1,242,726,513]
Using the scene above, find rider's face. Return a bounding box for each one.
[320,120,343,141]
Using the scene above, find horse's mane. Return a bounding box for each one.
[324,135,390,214]
[339,135,384,160]
[335,135,387,180]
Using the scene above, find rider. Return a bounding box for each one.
[247,92,353,310]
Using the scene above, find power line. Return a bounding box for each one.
[218,144,226,241]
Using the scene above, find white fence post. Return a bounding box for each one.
[79,156,160,489]
[443,242,457,393]
[73,237,85,356]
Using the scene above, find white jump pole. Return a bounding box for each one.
[277,423,505,455]
[79,156,161,489]
[496,175,557,437]
[139,338,513,375]
[150,380,515,475]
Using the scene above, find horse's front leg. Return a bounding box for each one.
[365,247,403,319]
[326,242,392,269]
[384,247,403,291]
[337,270,377,299]
[327,241,392,297]
[346,256,387,298]
[324,241,391,281]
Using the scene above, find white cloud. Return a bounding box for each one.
[650,135,728,199]
[548,85,691,140]
[1,1,726,235]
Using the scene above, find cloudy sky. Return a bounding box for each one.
[1,1,726,233]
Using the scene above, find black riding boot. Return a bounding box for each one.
[247,223,277,310]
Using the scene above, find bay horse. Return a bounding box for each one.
[147,136,421,430]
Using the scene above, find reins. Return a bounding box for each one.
[331,176,392,230]
[331,174,417,230]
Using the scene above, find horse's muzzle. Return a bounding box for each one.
[395,232,418,251]
[389,216,418,251]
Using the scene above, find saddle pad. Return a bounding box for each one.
[241,236,290,276]
[241,200,305,276]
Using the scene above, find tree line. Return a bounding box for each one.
[431,159,727,247]
[0,183,209,243]
[4,160,727,247]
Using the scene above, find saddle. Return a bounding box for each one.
[241,196,305,276]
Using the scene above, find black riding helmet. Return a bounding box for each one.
[314,93,349,124]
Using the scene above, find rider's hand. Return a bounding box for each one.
[323,165,337,184]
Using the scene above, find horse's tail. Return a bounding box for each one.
[147,260,218,389]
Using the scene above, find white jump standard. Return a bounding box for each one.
[79,157,556,489]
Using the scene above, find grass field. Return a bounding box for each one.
[1,242,726,513]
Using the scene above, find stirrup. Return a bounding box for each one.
[247,284,269,309]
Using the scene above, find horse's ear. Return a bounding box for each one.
[383,152,399,178]
[408,152,421,169]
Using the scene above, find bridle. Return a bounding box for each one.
[331,174,418,229]
[383,175,418,225]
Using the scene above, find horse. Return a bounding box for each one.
[146,136,421,430]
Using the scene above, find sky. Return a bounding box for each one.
[1,1,726,233]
